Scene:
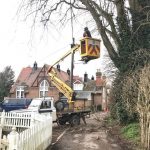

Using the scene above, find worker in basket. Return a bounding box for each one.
[83,27,92,38]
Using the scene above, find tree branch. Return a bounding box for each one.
[80,0,120,67]
[91,0,122,49]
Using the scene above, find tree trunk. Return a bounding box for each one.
[137,104,150,150]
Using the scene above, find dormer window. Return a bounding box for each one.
[39,80,49,98]
[16,86,24,98]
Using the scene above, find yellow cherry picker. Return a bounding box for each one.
[47,37,101,126]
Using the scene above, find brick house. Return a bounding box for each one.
[9,62,108,110]
[81,69,108,111]
[9,62,78,102]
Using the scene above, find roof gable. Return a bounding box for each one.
[74,79,83,84]
[83,80,96,91]
[16,67,42,87]
[10,64,82,93]
[16,67,32,84]
[14,64,70,87]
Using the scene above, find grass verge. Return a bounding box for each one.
[121,123,140,143]
[104,116,140,149]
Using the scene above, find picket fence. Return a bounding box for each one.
[0,111,52,150]
[0,111,45,131]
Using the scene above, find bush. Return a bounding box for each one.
[121,123,140,142]
[103,116,116,126]
[109,72,139,124]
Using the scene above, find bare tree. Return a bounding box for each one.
[101,50,117,82]
[19,0,150,72]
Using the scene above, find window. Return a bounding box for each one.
[39,80,49,98]
[40,101,51,109]
[16,86,24,98]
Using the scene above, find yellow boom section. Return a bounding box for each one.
[47,45,80,103]
[48,44,80,70]
[48,68,74,103]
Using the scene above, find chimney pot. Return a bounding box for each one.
[91,75,94,80]
[33,61,38,71]
[96,69,103,86]
[96,69,102,77]
[57,64,60,72]
[84,72,88,82]
[67,68,70,76]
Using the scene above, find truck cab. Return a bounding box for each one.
[37,97,57,122]
[11,97,57,122]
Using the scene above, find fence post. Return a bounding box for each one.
[1,111,5,127]
[8,126,19,150]
[0,110,5,148]
[0,125,2,149]
[30,112,35,127]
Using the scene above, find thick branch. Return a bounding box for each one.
[81,0,120,68]
[91,0,122,48]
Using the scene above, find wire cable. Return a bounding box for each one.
[70,0,74,45]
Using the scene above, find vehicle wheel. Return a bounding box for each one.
[70,115,80,126]
[58,119,66,125]
[55,100,65,112]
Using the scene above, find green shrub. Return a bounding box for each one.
[121,123,140,142]
[110,72,139,124]
[103,116,116,126]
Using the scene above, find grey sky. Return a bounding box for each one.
[0,1,104,80]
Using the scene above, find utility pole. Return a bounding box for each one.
[70,0,75,90]
[70,37,75,89]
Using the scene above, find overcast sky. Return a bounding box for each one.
[0,1,104,80]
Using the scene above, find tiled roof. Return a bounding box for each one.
[73,76,83,83]
[16,67,42,87]
[54,69,70,82]
[46,64,83,84]
[10,67,42,93]
[10,64,71,93]
[45,64,69,81]
[83,80,96,91]
[74,80,82,84]
[75,91,92,100]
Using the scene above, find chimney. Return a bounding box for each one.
[84,72,88,82]
[91,75,94,80]
[96,69,102,86]
[102,75,107,86]
[67,68,70,76]
[57,64,60,72]
[33,61,38,71]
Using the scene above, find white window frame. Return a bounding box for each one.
[16,86,24,98]
[39,80,49,98]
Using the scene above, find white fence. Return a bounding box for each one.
[0,111,52,150]
[0,111,45,132]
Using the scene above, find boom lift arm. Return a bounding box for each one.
[47,38,100,103]
[47,44,80,103]
[48,44,80,70]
